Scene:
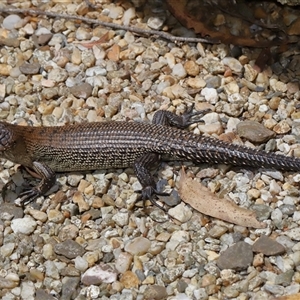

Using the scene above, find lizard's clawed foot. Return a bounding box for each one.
[135,186,170,213]
[181,104,211,127]
[15,187,41,206]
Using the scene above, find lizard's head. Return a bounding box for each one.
[0,122,14,152]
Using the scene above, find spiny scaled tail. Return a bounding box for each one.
[177,135,300,172]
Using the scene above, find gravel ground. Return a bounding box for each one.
[1,1,300,300]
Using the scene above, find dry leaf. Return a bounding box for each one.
[73,32,110,48]
[178,168,266,229]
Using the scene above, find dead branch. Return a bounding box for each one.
[0,6,219,45]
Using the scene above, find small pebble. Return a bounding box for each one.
[115,252,133,273]
[236,120,275,143]
[201,87,219,104]
[222,57,243,73]
[11,217,37,235]
[3,15,22,30]
[81,264,117,285]
[69,82,92,99]
[120,271,140,288]
[19,62,41,75]
[124,237,151,255]
[28,209,48,222]
[168,203,193,222]
[74,256,89,272]
[144,285,168,300]
[172,63,187,78]
[54,240,85,259]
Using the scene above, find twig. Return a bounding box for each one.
[0,6,218,44]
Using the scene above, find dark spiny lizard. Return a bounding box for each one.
[0,107,299,208]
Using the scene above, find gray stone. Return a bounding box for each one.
[124,237,151,255]
[280,204,296,215]
[69,82,92,99]
[16,235,34,256]
[144,285,168,300]
[61,277,80,300]
[217,241,253,270]
[251,204,272,220]
[19,62,41,75]
[0,203,24,219]
[236,120,275,143]
[176,280,188,293]
[54,240,85,259]
[205,76,222,88]
[58,224,79,242]
[35,289,56,300]
[263,283,285,295]
[275,269,294,286]
[252,235,286,256]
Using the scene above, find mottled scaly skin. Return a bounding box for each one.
[0,110,299,206]
[1,121,299,172]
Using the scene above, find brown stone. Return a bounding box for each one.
[252,235,286,256]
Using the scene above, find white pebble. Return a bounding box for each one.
[172,63,187,78]
[293,211,300,223]
[222,57,243,73]
[42,244,54,260]
[285,227,300,241]
[112,211,129,226]
[22,23,34,35]
[271,208,283,223]
[109,6,123,19]
[82,264,117,284]
[115,252,133,273]
[124,237,151,255]
[201,87,219,104]
[165,53,175,68]
[259,104,269,112]
[74,256,89,272]
[86,66,107,77]
[11,217,37,235]
[168,203,193,223]
[20,281,35,300]
[123,7,135,26]
[3,15,21,30]
[35,27,52,35]
[293,174,300,183]
[269,180,281,195]
[0,243,15,257]
[202,112,220,124]
[226,117,240,132]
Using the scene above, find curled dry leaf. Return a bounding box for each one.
[73,32,110,48]
[178,168,266,229]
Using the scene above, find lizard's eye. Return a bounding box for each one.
[0,124,13,151]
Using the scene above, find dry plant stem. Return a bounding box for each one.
[0,6,218,44]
